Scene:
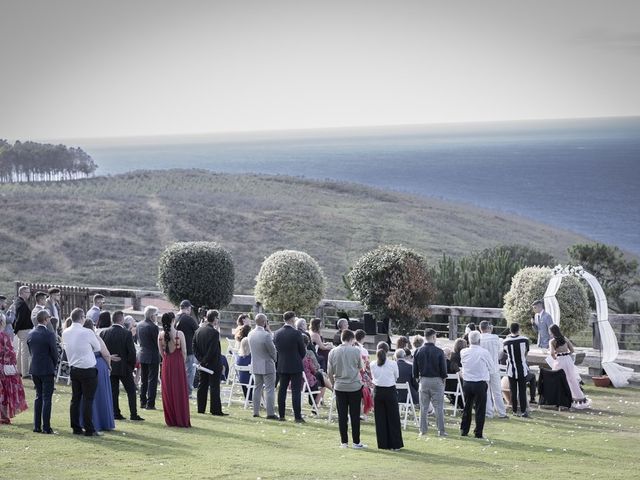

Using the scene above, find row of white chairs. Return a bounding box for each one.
[222,357,465,431]
[324,372,465,429]
[223,363,323,414]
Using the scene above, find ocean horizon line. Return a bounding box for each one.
[20,114,640,147]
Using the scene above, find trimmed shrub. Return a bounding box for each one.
[347,245,435,335]
[503,266,590,338]
[254,250,327,314]
[158,241,235,309]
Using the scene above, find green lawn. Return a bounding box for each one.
[1,382,638,479]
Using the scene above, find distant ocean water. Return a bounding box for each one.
[84,117,640,256]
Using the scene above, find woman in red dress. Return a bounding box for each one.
[158,312,191,428]
[0,314,28,424]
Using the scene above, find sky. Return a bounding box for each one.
[1,0,639,141]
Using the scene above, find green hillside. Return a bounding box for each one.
[0,170,589,298]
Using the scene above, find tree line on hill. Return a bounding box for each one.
[0,140,97,183]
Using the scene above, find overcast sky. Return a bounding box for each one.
[1,0,639,140]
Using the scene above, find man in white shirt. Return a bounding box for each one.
[460,331,493,439]
[30,291,48,328]
[86,294,105,325]
[479,321,508,419]
[44,288,62,335]
[62,308,101,436]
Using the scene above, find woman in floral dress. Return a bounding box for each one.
[0,313,28,424]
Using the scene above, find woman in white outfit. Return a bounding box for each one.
[549,324,590,410]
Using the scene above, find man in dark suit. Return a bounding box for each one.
[137,306,160,410]
[273,311,306,423]
[193,309,227,416]
[395,349,419,405]
[333,318,348,347]
[13,285,33,378]
[176,299,199,397]
[100,310,144,421]
[27,309,58,434]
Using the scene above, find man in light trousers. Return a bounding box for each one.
[247,314,279,419]
[412,328,448,437]
[479,321,508,419]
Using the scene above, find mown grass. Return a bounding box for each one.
[0,170,590,298]
[0,382,638,479]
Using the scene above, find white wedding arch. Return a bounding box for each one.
[543,265,633,387]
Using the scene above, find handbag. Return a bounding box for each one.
[3,364,18,376]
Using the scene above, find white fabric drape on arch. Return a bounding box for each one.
[543,267,632,388]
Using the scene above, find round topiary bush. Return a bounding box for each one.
[254,250,327,315]
[503,266,590,338]
[347,245,435,335]
[158,241,235,309]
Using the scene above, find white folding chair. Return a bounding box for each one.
[226,338,238,357]
[224,339,239,385]
[55,343,71,385]
[444,372,465,416]
[227,364,255,408]
[301,374,322,416]
[396,382,418,429]
[326,391,336,423]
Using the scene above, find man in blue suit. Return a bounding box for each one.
[531,300,554,349]
[27,309,58,434]
[273,311,306,423]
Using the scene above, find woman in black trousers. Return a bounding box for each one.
[370,347,404,450]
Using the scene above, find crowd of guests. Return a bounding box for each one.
[0,290,591,449]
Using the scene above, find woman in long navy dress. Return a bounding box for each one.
[234,325,252,400]
[79,320,115,432]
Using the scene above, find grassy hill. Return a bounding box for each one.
[0,170,590,298]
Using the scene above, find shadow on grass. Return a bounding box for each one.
[5,421,196,457]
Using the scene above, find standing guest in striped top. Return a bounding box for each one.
[503,322,531,417]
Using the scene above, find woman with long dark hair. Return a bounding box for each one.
[96,311,112,333]
[309,318,332,370]
[369,344,403,450]
[549,324,591,409]
[234,324,252,400]
[157,312,190,427]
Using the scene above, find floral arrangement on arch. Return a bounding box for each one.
[552,264,585,278]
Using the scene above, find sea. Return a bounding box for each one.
[81,117,640,256]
